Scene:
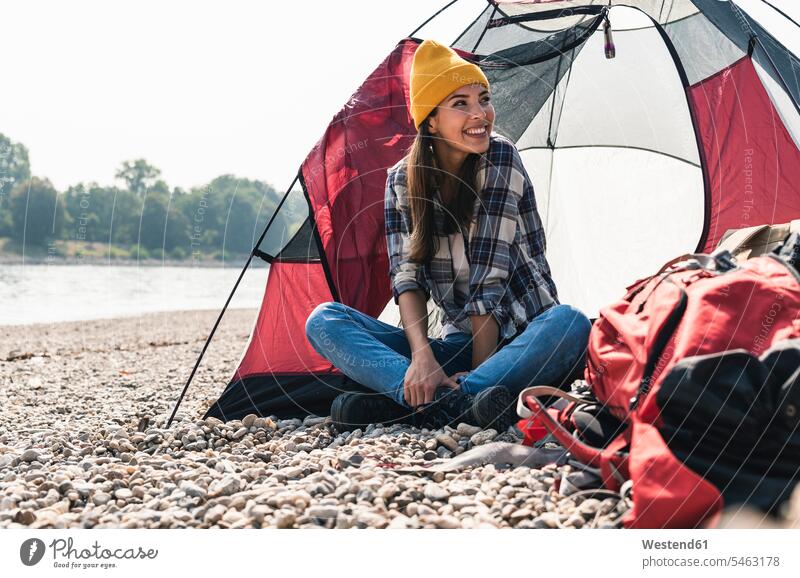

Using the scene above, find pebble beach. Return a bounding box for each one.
[0,310,796,529]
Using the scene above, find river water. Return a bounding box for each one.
[0,263,268,325]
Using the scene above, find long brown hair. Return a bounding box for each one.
[406,111,480,264]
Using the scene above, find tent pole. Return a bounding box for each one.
[730,2,800,117]
[452,1,491,47]
[471,5,497,52]
[755,0,800,30]
[752,36,800,115]
[408,0,464,38]
[165,174,299,428]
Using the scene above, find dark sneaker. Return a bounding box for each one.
[414,387,476,430]
[330,392,410,432]
[471,385,517,431]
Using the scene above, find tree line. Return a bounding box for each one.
[0,133,305,261]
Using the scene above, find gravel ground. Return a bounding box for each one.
[0,310,794,529]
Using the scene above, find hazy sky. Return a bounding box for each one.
[2,0,798,194]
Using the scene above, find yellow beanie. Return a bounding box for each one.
[410,39,489,130]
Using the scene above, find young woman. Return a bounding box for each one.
[306,40,591,432]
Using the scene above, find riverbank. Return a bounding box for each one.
[0,311,795,528]
[0,256,258,267]
[0,253,260,268]
[0,264,267,325]
[0,238,263,267]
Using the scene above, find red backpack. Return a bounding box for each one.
[517,251,800,528]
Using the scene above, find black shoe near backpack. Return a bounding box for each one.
[414,385,519,432]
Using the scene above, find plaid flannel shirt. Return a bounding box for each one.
[385,132,558,342]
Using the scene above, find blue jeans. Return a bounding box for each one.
[305,302,591,408]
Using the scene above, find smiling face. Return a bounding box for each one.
[428,83,495,158]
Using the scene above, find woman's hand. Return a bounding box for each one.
[449,371,471,383]
[403,351,459,408]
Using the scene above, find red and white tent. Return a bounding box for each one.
[197,0,800,421]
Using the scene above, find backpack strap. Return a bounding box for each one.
[517,386,630,490]
[653,250,736,276]
[715,224,771,254]
[717,221,800,258]
[516,385,587,418]
[517,386,608,467]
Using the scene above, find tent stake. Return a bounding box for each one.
[165,175,299,428]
